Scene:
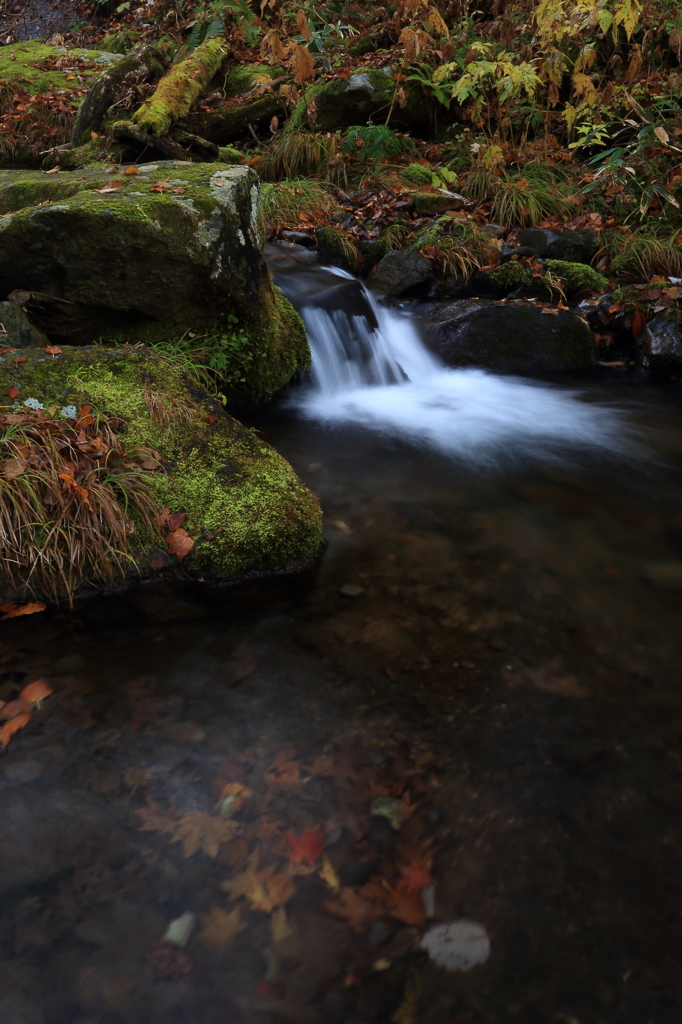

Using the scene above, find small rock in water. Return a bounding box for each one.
[339,584,365,597]
[420,920,490,971]
[370,796,404,829]
[164,911,195,947]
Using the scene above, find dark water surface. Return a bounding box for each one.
[1,375,682,1024]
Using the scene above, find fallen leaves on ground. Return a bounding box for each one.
[222,864,295,912]
[399,861,434,892]
[166,527,194,560]
[0,600,46,620]
[286,827,326,866]
[263,751,302,787]
[199,905,246,947]
[134,804,240,858]
[323,886,380,932]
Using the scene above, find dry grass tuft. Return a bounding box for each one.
[0,403,165,603]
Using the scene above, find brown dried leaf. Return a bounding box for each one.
[3,458,27,479]
[166,528,194,560]
[0,601,46,620]
[199,905,246,947]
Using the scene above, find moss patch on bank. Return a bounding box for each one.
[0,347,323,601]
[0,42,123,166]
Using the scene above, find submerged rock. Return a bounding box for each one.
[0,347,323,603]
[424,299,596,373]
[370,250,433,297]
[0,162,308,408]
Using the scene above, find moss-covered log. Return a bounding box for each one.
[130,36,229,138]
[72,43,167,146]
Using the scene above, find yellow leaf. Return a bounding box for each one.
[199,906,246,947]
[654,125,670,145]
[319,855,340,893]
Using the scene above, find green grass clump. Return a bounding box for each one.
[603,229,682,279]
[491,172,576,228]
[261,177,340,229]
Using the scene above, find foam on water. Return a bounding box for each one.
[292,269,639,467]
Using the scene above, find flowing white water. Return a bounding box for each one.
[291,268,641,467]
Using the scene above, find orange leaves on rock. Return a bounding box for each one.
[156,508,186,531]
[399,860,434,892]
[0,600,46,620]
[93,180,124,193]
[44,345,62,355]
[166,528,194,560]
[7,385,19,398]
[123,165,139,175]
[285,827,326,866]
[150,180,173,193]
[0,710,32,748]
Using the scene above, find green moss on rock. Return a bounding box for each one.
[401,163,434,186]
[0,346,323,601]
[544,259,608,295]
[474,260,533,295]
[0,162,309,408]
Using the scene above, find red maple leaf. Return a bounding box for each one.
[285,827,326,865]
[399,861,434,892]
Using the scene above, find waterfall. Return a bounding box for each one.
[273,260,640,467]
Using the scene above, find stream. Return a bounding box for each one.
[1,254,681,1023]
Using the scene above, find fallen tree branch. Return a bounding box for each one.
[131,36,230,138]
[72,44,167,147]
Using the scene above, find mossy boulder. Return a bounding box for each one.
[410,191,465,216]
[0,161,309,409]
[284,70,432,136]
[425,298,596,373]
[544,260,609,296]
[0,346,323,603]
